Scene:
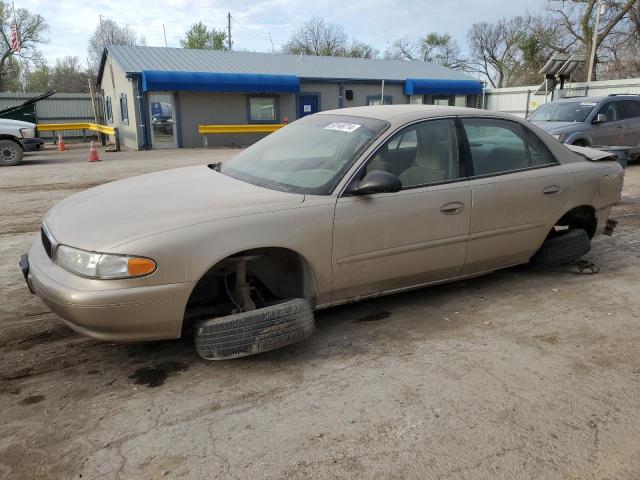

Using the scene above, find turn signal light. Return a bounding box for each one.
[128,258,157,276]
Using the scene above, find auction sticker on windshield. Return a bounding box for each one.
[324,122,362,133]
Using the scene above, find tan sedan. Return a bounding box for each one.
[21,105,624,359]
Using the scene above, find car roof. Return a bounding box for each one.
[553,94,640,104]
[317,104,516,122]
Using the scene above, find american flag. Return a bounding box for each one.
[10,22,20,53]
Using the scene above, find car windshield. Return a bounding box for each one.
[528,101,597,123]
[219,114,389,195]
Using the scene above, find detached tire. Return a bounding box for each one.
[529,228,591,268]
[195,299,315,360]
[0,139,23,166]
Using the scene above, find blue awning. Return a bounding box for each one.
[405,78,483,96]
[141,70,300,93]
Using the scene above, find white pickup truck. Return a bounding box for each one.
[0,118,43,166]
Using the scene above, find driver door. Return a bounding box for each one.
[331,118,471,301]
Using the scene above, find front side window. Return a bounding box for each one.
[597,101,621,122]
[462,118,529,175]
[365,118,461,188]
[249,96,277,122]
[221,114,388,195]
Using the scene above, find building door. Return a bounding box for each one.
[149,93,176,148]
[299,94,319,118]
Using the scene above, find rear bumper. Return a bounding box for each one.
[24,238,194,342]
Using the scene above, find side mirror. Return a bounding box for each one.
[593,113,608,124]
[348,170,402,195]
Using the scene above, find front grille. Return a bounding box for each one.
[41,226,52,259]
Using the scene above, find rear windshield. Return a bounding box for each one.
[220,114,389,195]
[529,101,596,123]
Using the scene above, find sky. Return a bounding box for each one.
[18,0,548,67]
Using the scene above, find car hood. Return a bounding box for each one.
[530,121,582,134]
[44,165,305,251]
[0,118,36,128]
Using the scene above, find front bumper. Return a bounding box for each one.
[22,238,194,342]
[20,137,45,152]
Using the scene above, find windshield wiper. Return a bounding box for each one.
[208,162,222,172]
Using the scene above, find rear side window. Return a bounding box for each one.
[461,118,529,175]
[620,100,640,119]
[523,128,558,167]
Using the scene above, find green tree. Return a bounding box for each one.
[25,62,50,92]
[0,1,48,91]
[50,56,89,92]
[180,22,227,50]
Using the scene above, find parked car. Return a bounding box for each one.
[528,94,640,160]
[0,118,42,166]
[20,106,624,360]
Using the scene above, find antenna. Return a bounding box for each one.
[268,33,275,53]
[162,24,167,47]
[227,13,232,50]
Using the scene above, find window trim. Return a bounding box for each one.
[340,116,468,196]
[457,116,560,180]
[104,96,113,124]
[247,94,279,124]
[366,95,393,106]
[119,93,129,124]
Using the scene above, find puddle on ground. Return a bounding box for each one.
[129,361,188,388]
[354,310,392,323]
[19,395,45,405]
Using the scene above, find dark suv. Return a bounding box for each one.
[528,94,640,160]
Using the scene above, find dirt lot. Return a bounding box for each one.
[1,144,640,480]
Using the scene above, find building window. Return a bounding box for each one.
[248,96,278,123]
[367,95,392,106]
[104,96,113,123]
[409,95,424,104]
[120,93,129,124]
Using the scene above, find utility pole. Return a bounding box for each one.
[162,24,167,47]
[587,0,604,83]
[227,13,232,50]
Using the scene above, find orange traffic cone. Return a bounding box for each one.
[57,134,66,151]
[88,140,100,162]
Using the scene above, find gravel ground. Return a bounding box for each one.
[1,144,639,480]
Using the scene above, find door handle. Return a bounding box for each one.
[543,185,562,195]
[440,202,465,215]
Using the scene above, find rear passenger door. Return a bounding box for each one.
[459,117,571,275]
[619,100,640,156]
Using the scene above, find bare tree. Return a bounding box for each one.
[386,33,466,69]
[0,1,47,91]
[467,17,534,88]
[547,0,638,79]
[282,17,376,58]
[88,18,145,74]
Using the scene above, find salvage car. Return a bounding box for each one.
[21,105,624,360]
[528,94,640,161]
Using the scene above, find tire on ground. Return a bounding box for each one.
[529,228,591,268]
[195,298,315,360]
[0,139,24,166]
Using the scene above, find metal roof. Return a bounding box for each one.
[99,45,476,86]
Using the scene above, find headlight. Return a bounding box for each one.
[552,133,566,142]
[20,127,35,138]
[55,245,156,279]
